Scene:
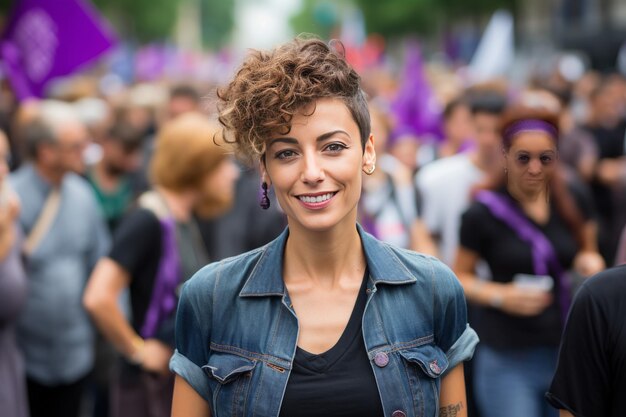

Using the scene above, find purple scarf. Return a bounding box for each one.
[475,190,571,322]
[140,216,181,339]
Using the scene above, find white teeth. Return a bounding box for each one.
[299,193,334,203]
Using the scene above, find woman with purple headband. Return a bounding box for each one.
[453,102,604,417]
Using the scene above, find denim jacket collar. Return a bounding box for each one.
[239,224,417,298]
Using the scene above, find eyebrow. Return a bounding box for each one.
[268,130,350,148]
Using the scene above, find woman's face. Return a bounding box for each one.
[504,131,558,194]
[261,98,375,233]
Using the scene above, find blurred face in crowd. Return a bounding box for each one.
[196,157,240,218]
[473,111,502,162]
[445,104,474,146]
[504,131,558,196]
[47,122,89,175]
[591,83,623,127]
[101,139,143,177]
[261,98,375,234]
[168,96,200,120]
[369,108,389,156]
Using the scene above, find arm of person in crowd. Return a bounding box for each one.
[171,375,211,417]
[410,218,439,257]
[0,192,19,260]
[438,364,467,417]
[573,220,605,276]
[595,156,626,186]
[83,257,172,375]
[454,247,552,316]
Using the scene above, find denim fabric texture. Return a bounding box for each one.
[170,225,478,417]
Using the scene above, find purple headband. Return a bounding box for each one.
[503,119,558,145]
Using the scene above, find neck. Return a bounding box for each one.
[156,186,197,222]
[94,160,122,190]
[283,218,366,288]
[469,149,492,172]
[507,182,547,205]
[34,162,63,187]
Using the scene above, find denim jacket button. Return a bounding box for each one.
[374,352,389,368]
[392,410,406,417]
[429,360,442,375]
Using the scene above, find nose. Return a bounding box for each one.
[528,158,542,175]
[300,153,324,184]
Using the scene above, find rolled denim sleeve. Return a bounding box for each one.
[432,260,479,374]
[169,270,213,404]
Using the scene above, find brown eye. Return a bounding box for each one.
[517,155,530,164]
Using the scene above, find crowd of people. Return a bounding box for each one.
[0,34,625,417]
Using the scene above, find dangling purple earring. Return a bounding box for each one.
[260,182,270,210]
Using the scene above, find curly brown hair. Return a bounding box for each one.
[217,36,370,163]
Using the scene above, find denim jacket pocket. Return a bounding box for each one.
[398,345,450,417]
[202,351,257,417]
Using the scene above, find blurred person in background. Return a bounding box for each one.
[10,100,110,417]
[361,101,437,254]
[437,97,475,159]
[0,129,29,417]
[416,88,506,417]
[83,112,239,417]
[454,104,604,417]
[548,88,599,184]
[582,74,626,265]
[167,84,202,120]
[417,89,506,266]
[87,122,146,231]
[546,263,626,417]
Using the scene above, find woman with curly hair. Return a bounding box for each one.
[169,37,478,417]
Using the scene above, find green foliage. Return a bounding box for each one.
[290,0,341,39]
[200,0,234,49]
[291,0,516,39]
[92,0,180,42]
[91,0,234,46]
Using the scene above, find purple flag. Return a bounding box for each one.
[0,0,117,100]
[390,42,443,143]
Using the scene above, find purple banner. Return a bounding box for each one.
[0,0,117,100]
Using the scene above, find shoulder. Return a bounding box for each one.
[578,265,626,306]
[381,243,463,297]
[181,245,267,300]
[64,173,101,206]
[417,154,470,184]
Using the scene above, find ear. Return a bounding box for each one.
[362,133,376,169]
[259,156,271,187]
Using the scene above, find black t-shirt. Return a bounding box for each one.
[546,265,626,417]
[278,270,384,417]
[459,188,592,349]
[109,208,162,334]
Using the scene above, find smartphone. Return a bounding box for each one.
[513,273,554,292]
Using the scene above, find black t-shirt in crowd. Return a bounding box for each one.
[278,270,384,417]
[109,208,162,335]
[546,265,626,417]
[459,187,593,350]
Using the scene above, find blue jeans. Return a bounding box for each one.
[474,345,558,417]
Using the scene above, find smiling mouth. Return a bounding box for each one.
[297,192,336,204]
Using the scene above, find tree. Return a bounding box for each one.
[92,0,234,47]
[291,0,517,40]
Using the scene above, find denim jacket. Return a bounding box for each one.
[170,225,478,417]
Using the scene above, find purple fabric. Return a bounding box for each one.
[475,191,571,321]
[503,119,558,145]
[140,217,181,339]
[390,42,443,143]
[0,0,117,100]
